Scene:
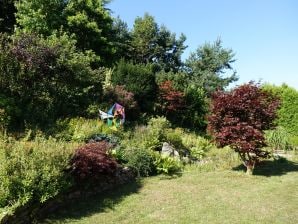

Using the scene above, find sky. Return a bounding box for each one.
[108,0,298,89]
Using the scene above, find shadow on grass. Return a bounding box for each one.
[42,180,143,223]
[232,158,298,177]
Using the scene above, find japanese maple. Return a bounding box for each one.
[208,82,279,174]
[158,80,185,113]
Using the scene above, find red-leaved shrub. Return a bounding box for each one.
[208,82,280,174]
[158,80,185,112]
[70,142,119,181]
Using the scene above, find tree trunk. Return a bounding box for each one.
[245,160,255,175]
[246,165,254,175]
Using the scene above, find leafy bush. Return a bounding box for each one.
[186,136,213,160]
[262,84,298,136]
[0,109,9,131]
[116,117,182,176]
[124,147,155,177]
[116,117,214,176]
[88,133,120,146]
[171,128,214,160]
[0,32,104,128]
[183,86,208,130]
[144,116,170,150]
[53,118,116,142]
[153,153,182,175]
[157,80,185,113]
[0,136,77,208]
[70,142,119,182]
[122,117,170,152]
[0,94,21,131]
[156,71,208,130]
[109,146,127,164]
[290,135,298,147]
[166,131,184,150]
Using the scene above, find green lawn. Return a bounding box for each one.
[43,159,298,224]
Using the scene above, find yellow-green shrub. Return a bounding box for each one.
[54,118,116,142]
[153,153,182,175]
[173,128,215,160]
[0,136,77,209]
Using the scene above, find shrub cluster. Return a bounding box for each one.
[112,117,213,176]
[123,147,156,177]
[0,33,104,129]
[153,154,183,175]
[111,60,157,112]
[53,118,117,142]
[0,135,77,208]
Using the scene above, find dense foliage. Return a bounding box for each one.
[262,84,298,137]
[70,142,118,182]
[0,32,104,128]
[265,127,293,152]
[53,118,116,142]
[156,70,208,129]
[208,83,280,174]
[16,0,115,66]
[1,2,238,131]
[0,135,77,208]
[111,59,157,111]
[158,80,185,114]
[113,117,213,176]
[130,13,187,72]
[1,1,296,219]
[186,39,238,95]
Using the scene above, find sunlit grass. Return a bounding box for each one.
[43,157,298,224]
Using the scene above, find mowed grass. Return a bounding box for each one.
[43,159,298,224]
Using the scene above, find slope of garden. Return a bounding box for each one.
[1,1,298,223]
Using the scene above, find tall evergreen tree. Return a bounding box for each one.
[131,13,159,64]
[131,13,187,71]
[155,25,187,72]
[64,0,115,65]
[186,39,238,95]
[111,17,132,61]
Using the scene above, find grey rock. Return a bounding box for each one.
[161,142,179,157]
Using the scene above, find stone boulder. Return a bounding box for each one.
[161,142,179,157]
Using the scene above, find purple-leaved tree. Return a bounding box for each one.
[208,82,280,174]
